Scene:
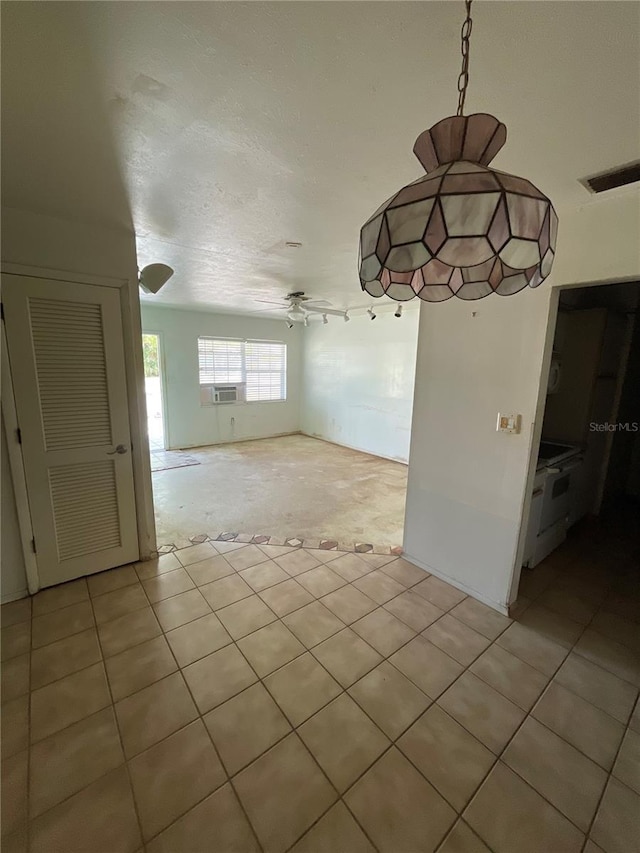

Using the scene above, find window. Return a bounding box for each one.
[198,338,243,385]
[197,337,287,404]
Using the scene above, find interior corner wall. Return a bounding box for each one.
[403,192,640,613]
[1,206,155,594]
[140,305,303,449]
[301,308,419,463]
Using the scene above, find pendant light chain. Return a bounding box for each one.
[358,0,558,304]
[456,0,473,116]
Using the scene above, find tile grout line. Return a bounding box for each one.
[17,569,639,731]
[19,560,637,757]
[87,575,149,850]
[458,580,627,850]
[148,579,356,853]
[11,545,639,851]
[125,573,377,851]
[571,576,637,852]
[161,633,268,853]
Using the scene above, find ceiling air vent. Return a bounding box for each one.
[581,161,640,194]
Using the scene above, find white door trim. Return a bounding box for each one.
[1,325,40,595]
[1,262,157,578]
[1,262,126,289]
[3,275,140,584]
[508,274,640,610]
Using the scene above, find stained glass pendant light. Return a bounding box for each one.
[359,0,558,303]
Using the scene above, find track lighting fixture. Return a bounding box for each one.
[322,314,328,325]
[367,307,377,320]
[394,305,403,318]
[286,322,294,329]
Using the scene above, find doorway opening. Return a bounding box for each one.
[142,333,165,452]
[513,280,640,609]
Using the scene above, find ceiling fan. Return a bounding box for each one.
[254,292,350,327]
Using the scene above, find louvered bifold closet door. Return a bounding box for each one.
[3,275,139,588]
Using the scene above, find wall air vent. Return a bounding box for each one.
[581,161,640,194]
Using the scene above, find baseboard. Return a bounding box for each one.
[167,431,302,452]
[1,588,29,604]
[402,551,510,616]
[300,432,409,466]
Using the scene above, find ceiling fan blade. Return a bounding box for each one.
[305,299,331,307]
[254,298,289,305]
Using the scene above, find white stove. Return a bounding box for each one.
[536,440,581,470]
[524,440,584,567]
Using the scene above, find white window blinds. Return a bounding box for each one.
[245,341,287,402]
[198,338,243,384]
[197,338,287,402]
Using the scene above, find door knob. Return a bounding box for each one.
[107,444,128,455]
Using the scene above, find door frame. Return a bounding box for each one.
[1,262,157,590]
[508,275,640,608]
[1,326,39,595]
[141,329,170,451]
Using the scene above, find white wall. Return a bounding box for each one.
[404,193,640,613]
[141,305,303,449]
[301,308,419,463]
[1,207,154,597]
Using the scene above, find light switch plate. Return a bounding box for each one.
[496,413,521,434]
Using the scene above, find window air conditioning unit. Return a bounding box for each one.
[200,383,245,406]
[215,385,240,403]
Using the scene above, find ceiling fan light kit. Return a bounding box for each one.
[272,292,350,327]
[358,0,558,304]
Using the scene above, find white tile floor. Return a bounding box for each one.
[1,525,639,852]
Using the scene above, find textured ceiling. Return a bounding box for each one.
[2,2,638,316]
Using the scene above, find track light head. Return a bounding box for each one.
[394,305,403,318]
[344,312,350,322]
[322,314,328,325]
[286,322,294,329]
[367,307,376,320]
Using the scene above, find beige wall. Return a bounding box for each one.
[403,192,640,612]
